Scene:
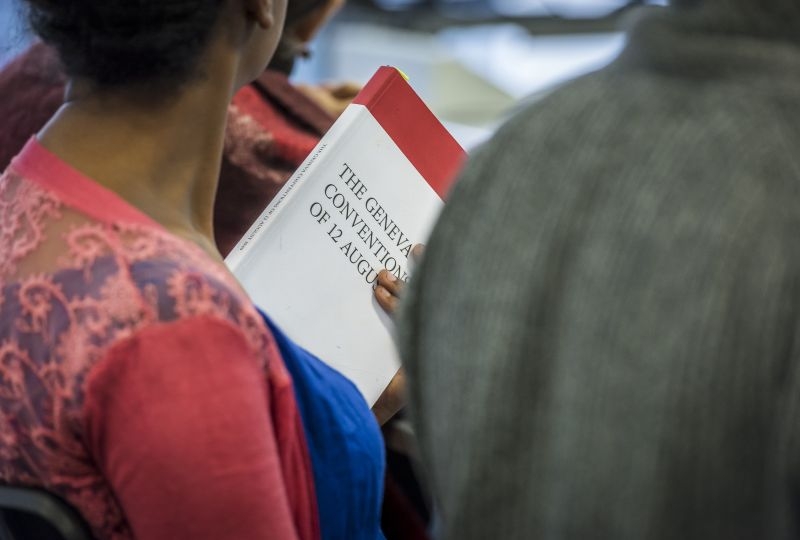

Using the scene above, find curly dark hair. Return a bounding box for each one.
[22,0,225,89]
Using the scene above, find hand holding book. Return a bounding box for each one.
[371,244,423,424]
[374,244,423,314]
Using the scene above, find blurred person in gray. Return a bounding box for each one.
[398,0,800,538]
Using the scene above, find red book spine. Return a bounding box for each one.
[353,66,467,200]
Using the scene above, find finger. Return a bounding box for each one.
[411,243,425,262]
[374,285,398,315]
[377,269,403,297]
[329,82,361,99]
[372,369,407,425]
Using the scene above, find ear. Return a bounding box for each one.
[244,0,275,29]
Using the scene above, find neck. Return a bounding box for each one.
[38,68,237,261]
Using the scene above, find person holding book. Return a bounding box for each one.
[0,0,395,539]
[0,2,429,537]
[399,0,800,538]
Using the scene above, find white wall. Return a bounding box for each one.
[0,0,32,67]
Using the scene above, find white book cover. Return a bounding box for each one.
[226,67,465,405]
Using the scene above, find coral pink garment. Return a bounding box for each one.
[0,139,320,540]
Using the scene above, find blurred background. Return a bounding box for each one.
[1,1,32,67]
[0,0,668,148]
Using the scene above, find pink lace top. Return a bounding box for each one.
[0,139,320,540]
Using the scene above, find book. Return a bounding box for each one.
[225,66,466,405]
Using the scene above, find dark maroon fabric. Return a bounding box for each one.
[253,70,335,137]
[0,42,65,170]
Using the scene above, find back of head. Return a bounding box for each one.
[22,0,225,91]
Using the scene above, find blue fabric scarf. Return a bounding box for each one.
[258,309,386,540]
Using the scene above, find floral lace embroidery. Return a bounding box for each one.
[0,170,269,539]
[0,167,61,280]
[224,102,277,178]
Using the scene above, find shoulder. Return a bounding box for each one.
[111,225,269,353]
[33,218,270,361]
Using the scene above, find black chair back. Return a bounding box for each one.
[0,486,92,540]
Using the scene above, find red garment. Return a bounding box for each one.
[0,139,320,540]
